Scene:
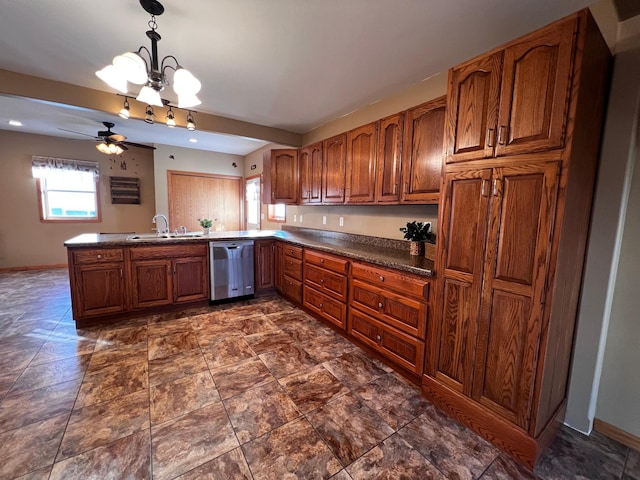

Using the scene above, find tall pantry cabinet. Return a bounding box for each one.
[423,10,611,468]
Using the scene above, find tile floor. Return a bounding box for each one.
[0,268,638,480]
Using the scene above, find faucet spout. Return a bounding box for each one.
[152,214,169,235]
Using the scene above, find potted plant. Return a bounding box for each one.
[400,221,432,255]
[199,218,213,234]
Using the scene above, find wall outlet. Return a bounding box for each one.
[339,216,344,227]
[299,215,303,223]
[293,214,297,222]
[322,215,327,225]
[260,213,264,220]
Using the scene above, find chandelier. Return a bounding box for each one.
[96,0,201,109]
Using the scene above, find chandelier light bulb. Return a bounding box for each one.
[137,85,163,107]
[96,65,128,94]
[118,98,131,119]
[177,93,201,109]
[186,111,196,131]
[166,107,176,128]
[113,52,148,85]
[144,105,155,124]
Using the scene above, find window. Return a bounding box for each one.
[32,156,100,222]
[267,203,286,222]
[245,176,261,230]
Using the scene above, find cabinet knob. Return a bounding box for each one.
[320,279,324,284]
[320,258,324,263]
[319,303,323,308]
[376,335,381,341]
[378,302,383,308]
[379,276,384,282]
[97,254,102,259]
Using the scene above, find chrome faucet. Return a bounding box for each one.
[152,214,169,235]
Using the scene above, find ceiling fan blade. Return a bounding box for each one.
[58,128,97,139]
[121,141,156,150]
[108,134,126,142]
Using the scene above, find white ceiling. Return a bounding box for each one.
[0,0,597,154]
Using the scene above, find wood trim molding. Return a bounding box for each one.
[0,264,67,273]
[593,418,640,452]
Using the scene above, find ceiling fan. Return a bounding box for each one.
[59,121,156,154]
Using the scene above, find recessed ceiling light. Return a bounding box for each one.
[189,138,197,143]
[9,120,22,127]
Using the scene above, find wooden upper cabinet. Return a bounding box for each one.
[445,16,576,163]
[445,53,503,163]
[322,134,347,204]
[401,96,446,204]
[299,142,323,205]
[375,113,404,203]
[496,17,576,157]
[263,149,298,204]
[345,122,378,204]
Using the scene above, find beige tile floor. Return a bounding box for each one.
[0,269,638,479]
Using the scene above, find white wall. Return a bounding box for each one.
[565,15,640,436]
[153,144,245,230]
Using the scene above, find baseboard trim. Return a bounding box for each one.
[0,264,67,273]
[593,418,640,452]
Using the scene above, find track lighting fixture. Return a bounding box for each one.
[118,97,131,119]
[96,0,201,108]
[166,106,176,127]
[144,105,155,124]
[186,111,196,131]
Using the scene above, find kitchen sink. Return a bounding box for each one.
[126,232,204,240]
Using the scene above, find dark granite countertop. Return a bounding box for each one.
[64,227,434,277]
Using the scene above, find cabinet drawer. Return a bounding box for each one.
[72,248,124,265]
[303,285,347,330]
[304,249,349,274]
[351,279,427,339]
[351,262,429,300]
[129,244,207,260]
[305,264,347,301]
[281,276,303,304]
[348,308,424,375]
[283,257,303,281]
[283,244,304,260]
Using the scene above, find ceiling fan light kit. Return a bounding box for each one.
[96,0,201,108]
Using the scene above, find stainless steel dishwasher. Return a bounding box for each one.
[209,240,255,301]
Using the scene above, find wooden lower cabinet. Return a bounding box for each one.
[255,240,276,294]
[304,286,347,329]
[349,308,425,375]
[71,262,126,318]
[68,243,209,326]
[276,242,303,304]
[348,261,430,376]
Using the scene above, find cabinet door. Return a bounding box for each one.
[345,122,377,204]
[255,240,275,292]
[495,17,576,156]
[322,134,347,204]
[401,97,446,204]
[174,256,209,303]
[73,263,126,317]
[445,53,503,163]
[430,169,492,395]
[472,162,559,429]
[131,259,173,308]
[375,113,404,203]
[303,286,346,330]
[264,149,298,204]
[299,142,323,205]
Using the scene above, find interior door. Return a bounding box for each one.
[168,170,243,232]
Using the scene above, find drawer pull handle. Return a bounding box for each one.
[379,276,384,282]
[378,302,383,308]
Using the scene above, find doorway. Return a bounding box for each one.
[245,175,261,230]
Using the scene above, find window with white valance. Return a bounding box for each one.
[32,156,101,222]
